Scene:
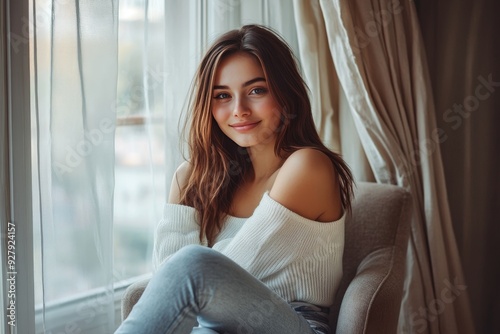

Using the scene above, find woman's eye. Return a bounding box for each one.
[214,93,230,99]
[250,88,266,95]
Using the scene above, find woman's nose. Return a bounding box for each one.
[233,98,250,117]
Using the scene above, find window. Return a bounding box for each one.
[30,1,174,331]
[3,0,298,332]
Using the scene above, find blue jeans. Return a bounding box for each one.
[115,245,318,334]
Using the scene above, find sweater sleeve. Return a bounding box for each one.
[152,203,203,271]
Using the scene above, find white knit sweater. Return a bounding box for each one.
[152,192,345,307]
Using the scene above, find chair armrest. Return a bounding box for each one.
[336,247,403,334]
[121,277,151,320]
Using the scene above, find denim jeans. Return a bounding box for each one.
[115,245,318,334]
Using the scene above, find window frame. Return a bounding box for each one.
[2,0,36,333]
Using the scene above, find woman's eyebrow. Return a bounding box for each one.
[213,77,266,90]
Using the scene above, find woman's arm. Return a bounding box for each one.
[168,161,191,204]
[152,161,200,271]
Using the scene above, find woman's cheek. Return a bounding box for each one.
[212,106,225,125]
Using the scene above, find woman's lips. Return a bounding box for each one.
[229,121,261,131]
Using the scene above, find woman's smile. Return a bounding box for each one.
[229,120,262,132]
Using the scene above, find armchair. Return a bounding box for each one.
[121,182,411,333]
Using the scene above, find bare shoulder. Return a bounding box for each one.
[269,148,343,222]
[168,161,192,204]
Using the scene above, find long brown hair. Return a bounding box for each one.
[180,24,354,246]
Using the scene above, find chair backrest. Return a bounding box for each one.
[330,182,412,333]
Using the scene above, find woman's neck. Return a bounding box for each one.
[246,144,284,183]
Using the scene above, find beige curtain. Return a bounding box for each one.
[292,0,375,181]
[293,0,475,333]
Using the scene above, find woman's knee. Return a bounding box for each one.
[165,245,223,272]
[177,244,219,260]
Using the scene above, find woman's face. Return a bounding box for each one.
[211,52,282,149]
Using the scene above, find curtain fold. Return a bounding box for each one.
[292,0,341,152]
[293,0,475,332]
[292,0,374,181]
[34,0,118,332]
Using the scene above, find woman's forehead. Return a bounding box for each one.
[213,52,265,87]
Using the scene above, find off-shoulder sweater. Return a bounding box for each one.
[152,192,345,307]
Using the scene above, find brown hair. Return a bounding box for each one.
[180,24,354,246]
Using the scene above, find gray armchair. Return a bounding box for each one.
[121,182,412,333]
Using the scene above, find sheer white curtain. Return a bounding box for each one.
[293,0,475,333]
[33,0,118,332]
[33,0,299,332]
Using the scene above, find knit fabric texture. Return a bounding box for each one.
[153,191,345,307]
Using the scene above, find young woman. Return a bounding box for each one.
[116,24,354,334]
